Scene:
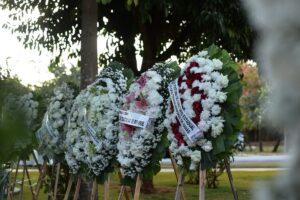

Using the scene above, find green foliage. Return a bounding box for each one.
[0,68,37,162]
[204,45,243,168]
[0,0,254,73]
[239,62,267,131]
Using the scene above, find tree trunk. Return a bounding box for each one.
[139,23,157,193]
[121,36,138,75]
[80,0,98,89]
[79,0,98,199]
[258,126,263,152]
[141,179,155,194]
[140,23,157,73]
[272,134,282,152]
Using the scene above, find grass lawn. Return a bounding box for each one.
[9,170,279,200]
[241,144,285,155]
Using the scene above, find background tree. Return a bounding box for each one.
[239,61,269,152]
[0,0,254,75]
[0,0,254,194]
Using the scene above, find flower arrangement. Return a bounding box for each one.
[65,62,131,179]
[2,92,39,157]
[16,93,39,128]
[36,83,75,160]
[165,45,242,171]
[117,62,180,179]
[4,93,39,129]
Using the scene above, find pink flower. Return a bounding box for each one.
[135,98,148,110]
[121,123,135,136]
[125,92,135,103]
[136,74,148,89]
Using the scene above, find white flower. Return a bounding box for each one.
[202,74,212,81]
[201,141,213,152]
[202,99,214,109]
[190,150,201,163]
[198,51,208,57]
[216,75,229,88]
[216,91,227,103]
[182,89,192,100]
[189,162,197,170]
[212,59,223,70]
[181,82,188,89]
[52,101,61,109]
[208,88,217,99]
[147,90,163,105]
[211,105,221,115]
[210,116,225,137]
[198,120,210,132]
[203,64,214,74]
[200,110,211,120]
[192,80,201,88]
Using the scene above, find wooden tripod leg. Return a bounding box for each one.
[64,176,73,200]
[53,163,61,200]
[199,165,206,200]
[90,178,97,200]
[133,175,142,200]
[63,177,73,200]
[175,174,185,200]
[9,159,20,200]
[34,161,47,199]
[169,150,186,200]
[73,178,81,200]
[18,162,26,200]
[104,175,110,200]
[117,170,129,200]
[32,151,41,173]
[24,162,36,200]
[117,185,125,200]
[224,159,239,200]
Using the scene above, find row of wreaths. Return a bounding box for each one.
[36,45,243,182]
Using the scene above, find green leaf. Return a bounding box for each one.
[212,134,226,155]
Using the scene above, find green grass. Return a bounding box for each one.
[241,145,285,155]
[9,170,279,200]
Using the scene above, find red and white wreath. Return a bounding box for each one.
[165,51,229,170]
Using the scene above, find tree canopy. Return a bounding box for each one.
[0,0,254,75]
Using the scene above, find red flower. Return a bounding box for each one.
[185,62,199,74]
[121,124,135,136]
[170,103,174,112]
[171,118,187,145]
[125,92,135,103]
[190,62,199,67]
[178,76,183,86]
[190,73,203,81]
[186,79,193,88]
[136,98,148,110]
[192,101,202,111]
[136,74,148,89]
[191,87,200,96]
[201,94,207,99]
[179,89,185,94]
[192,115,200,124]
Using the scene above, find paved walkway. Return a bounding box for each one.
[160,155,290,166]
[160,168,287,173]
